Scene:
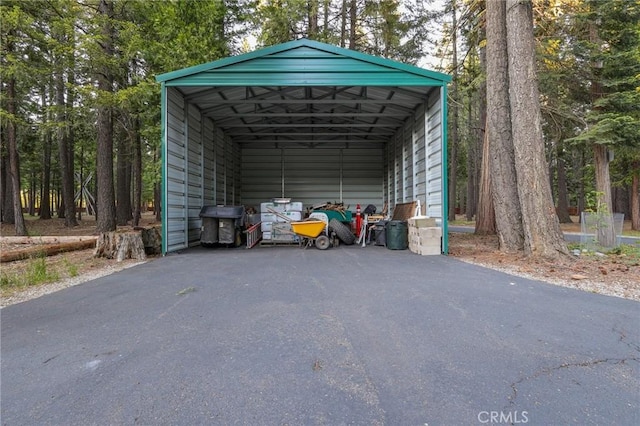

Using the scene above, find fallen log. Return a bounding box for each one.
[0,240,97,263]
[0,236,98,245]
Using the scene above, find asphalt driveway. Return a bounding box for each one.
[2,245,639,425]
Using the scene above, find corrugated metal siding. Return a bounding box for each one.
[383,106,430,214]
[166,95,242,250]
[341,148,384,210]
[166,88,187,252]
[412,104,427,212]
[425,94,443,220]
[241,148,383,212]
[203,118,215,206]
[214,127,226,204]
[187,104,203,246]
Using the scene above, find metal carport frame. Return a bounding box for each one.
[156,39,451,255]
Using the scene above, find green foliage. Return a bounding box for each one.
[0,256,60,291]
[565,0,640,151]
[63,257,78,277]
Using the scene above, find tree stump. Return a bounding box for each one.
[136,226,162,255]
[94,231,147,262]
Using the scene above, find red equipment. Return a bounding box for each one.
[355,204,362,237]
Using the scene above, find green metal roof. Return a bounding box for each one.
[156,39,451,86]
[156,39,450,150]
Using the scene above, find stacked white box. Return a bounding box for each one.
[408,217,442,256]
[260,199,304,241]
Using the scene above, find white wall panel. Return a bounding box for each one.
[242,147,384,212]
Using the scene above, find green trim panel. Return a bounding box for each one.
[157,39,450,86]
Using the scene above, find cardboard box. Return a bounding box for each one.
[272,223,297,241]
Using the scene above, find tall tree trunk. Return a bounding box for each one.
[308,0,318,38]
[505,0,566,257]
[132,119,142,227]
[40,88,52,220]
[340,0,347,47]
[475,117,495,235]
[348,0,356,49]
[56,56,78,227]
[631,161,639,231]
[67,46,77,222]
[587,18,615,245]
[556,147,572,223]
[448,0,459,221]
[28,171,36,216]
[116,126,132,226]
[470,27,487,222]
[486,0,523,251]
[154,181,161,222]
[7,75,27,235]
[576,148,586,220]
[592,144,616,246]
[2,153,15,224]
[465,89,476,221]
[96,0,116,233]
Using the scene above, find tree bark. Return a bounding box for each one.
[592,144,616,246]
[2,153,15,224]
[116,125,132,226]
[132,120,142,227]
[39,87,52,220]
[56,52,78,227]
[486,0,523,251]
[340,0,347,47]
[505,0,567,257]
[348,0,356,49]
[556,148,572,223]
[448,0,459,221]
[475,118,496,235]
[1,240,97,263]
[308,0,318,38]
[6,72,27,235]
[96,0,116,233]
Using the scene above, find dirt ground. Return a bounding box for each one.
[1,213,639,306]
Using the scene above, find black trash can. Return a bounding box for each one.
[199,205,245,246]
[385,220,408,250]
[372,220,388,246]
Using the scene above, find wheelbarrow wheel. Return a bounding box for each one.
[315,235,331,250]
[329,218,355,245]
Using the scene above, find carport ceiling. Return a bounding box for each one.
[157,39,451,148]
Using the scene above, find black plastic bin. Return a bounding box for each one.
[385,220,408,250]
[199,205,245,246]
[371,220,388,246]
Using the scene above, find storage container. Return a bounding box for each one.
[385,220,408,250]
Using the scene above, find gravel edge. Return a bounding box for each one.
[1,261,146,308]
[456,258,640,301]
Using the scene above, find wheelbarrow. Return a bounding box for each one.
[290,219,332,250]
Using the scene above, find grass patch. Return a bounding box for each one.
[0,255,60,292]
[63,257,79,277]
[568,242,640,265]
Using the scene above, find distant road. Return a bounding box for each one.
[448,225,640,246]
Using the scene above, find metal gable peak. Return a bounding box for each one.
[155,38,451,85]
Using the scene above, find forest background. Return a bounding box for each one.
[1,0,639,254]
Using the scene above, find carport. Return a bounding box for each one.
[156,39,451,255]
